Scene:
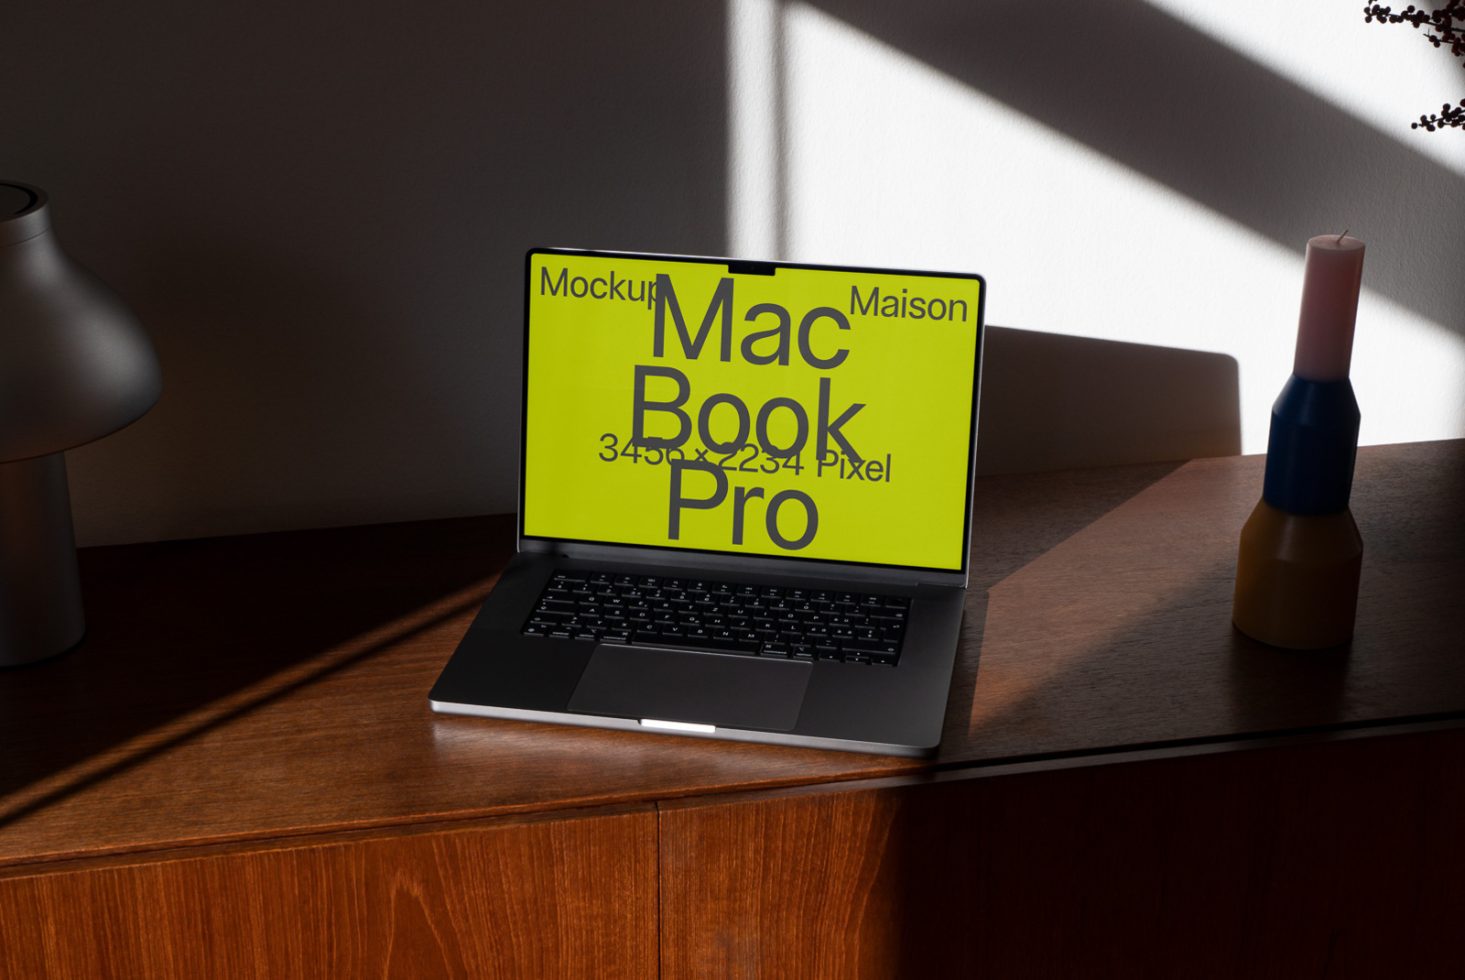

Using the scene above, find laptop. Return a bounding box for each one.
[429,248,985,756]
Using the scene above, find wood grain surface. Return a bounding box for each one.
[952,439,1465,757]
[0,805,656,979]
[0,441,1460,869]
[659,728,1465,979]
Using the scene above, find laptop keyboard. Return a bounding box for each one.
[522,570,909,666]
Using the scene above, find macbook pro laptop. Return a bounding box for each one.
[429,248,985,756]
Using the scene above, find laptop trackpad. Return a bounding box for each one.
[568,645,811,732]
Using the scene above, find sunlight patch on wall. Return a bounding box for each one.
[727,1,1465,454]
[1142,0,1465,178]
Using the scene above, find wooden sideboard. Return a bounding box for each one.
[2,441,1462,977]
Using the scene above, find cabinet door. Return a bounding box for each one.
[0,807,656,979]
[659,732,1465,979]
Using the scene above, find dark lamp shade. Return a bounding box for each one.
[0,181,161,463]
[1,180,161,666]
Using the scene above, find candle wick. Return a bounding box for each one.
[1336,229,1349,244]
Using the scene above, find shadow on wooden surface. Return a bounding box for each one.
[950,445,1465,761]
[883,730,1465,978]
[0,516,512,827]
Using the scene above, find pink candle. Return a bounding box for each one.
[1293,234,1365,381]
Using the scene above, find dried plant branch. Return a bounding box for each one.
[1364,1,1465,129]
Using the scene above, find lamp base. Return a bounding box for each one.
[0,453,85,666]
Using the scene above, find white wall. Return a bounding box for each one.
[5,0,1462,546]
[730,0,1465,457]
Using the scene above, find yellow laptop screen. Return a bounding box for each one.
[522,251,982,571]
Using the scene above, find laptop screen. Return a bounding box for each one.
[520,250,983,573]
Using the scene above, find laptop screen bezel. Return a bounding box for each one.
[516,247,986,585]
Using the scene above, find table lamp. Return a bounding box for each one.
[0,180,161,666]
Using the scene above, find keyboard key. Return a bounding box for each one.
[707,636,760,653]
[847,638,900,654]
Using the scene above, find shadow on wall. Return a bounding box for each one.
[804,0,1465,334]
[0,0,728,546]
[976,326,1241,474]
